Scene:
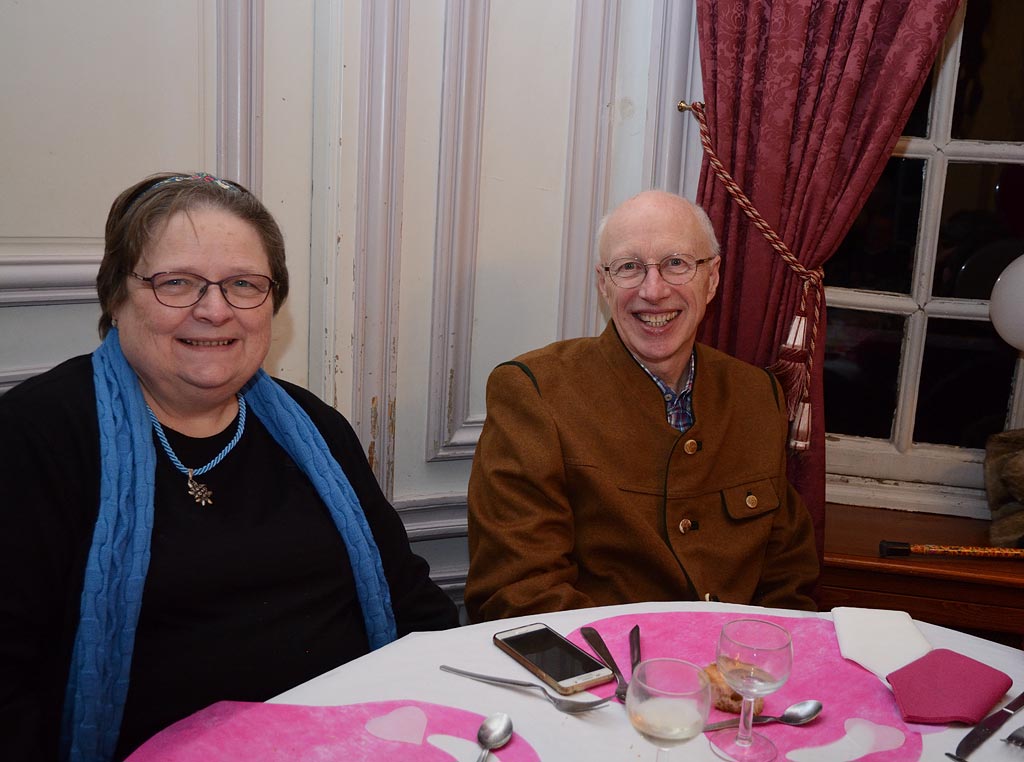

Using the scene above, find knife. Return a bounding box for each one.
[580,626,628,702]
[946,690,1024,761]
[629,625,641,673]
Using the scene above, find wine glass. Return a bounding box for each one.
[626,658,711,761]
[708,619,793,762]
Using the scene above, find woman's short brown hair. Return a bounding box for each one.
[96,172,289,337]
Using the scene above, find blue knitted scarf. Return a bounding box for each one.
[61,329,396,761]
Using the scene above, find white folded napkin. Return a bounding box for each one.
[831,607,932,683]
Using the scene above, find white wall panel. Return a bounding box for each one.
[390,0,579,507]
[0,303,101,393]
[396,0,486,498]
[423,0,489,463]
[262,0,315,384]
[608,0,656,207]
[0,0,217,386]
[0,1,314,393]
[0,1,215,238]
[470,0,577,414]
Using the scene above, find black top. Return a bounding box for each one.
[0,356,458,760]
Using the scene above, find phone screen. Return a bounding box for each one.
[499,627,606,681]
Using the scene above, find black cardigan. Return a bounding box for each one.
[0,355,458,760]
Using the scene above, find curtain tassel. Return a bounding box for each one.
[788,397,812,451]
[783,313,808,349]
[767,314,810,422]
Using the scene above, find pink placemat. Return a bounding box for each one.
[567,612,922,761]
[126,699,541,761]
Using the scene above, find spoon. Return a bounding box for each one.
[703,699,823,732]
[475,711,513,762]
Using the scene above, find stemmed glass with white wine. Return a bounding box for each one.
[626,658,711,761]
[709,619,793,762]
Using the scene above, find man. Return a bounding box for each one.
[465,190,818,622]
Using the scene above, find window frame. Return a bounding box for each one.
[824,2,1024,519]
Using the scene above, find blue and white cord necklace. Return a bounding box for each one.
[146,394,247,506]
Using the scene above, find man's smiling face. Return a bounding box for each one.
[596,191,720,390]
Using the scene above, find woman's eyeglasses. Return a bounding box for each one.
[131,271,276,309]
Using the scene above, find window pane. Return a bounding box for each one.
[914,318,1017,447]
[825,158,922,294]
[824,308,902,439]
[952,0,1024,142]
[934,162,1024,298]
[903,78,930,138]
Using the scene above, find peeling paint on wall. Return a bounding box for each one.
[368,395,379,473]
[446,367,456,438]
[386,395,397,490]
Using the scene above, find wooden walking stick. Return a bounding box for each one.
[879,540,1024,559]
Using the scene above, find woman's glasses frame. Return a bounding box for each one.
[131,271,276,309]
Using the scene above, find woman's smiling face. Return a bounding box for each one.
[113,206,274,415]
[596,192,720,390]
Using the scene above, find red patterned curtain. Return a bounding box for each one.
[692,0,961,558]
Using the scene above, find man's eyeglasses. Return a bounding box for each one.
[601,254,714,288]
[131,271,276,309]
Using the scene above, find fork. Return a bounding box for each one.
[439,665,613,713]
[1003,724,1024,747]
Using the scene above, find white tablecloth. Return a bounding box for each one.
[271,601,1023,761]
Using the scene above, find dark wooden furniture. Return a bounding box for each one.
[819,503,1024,646]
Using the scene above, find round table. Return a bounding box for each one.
[130,601,1024,761]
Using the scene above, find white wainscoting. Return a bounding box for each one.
[0,241,104,392]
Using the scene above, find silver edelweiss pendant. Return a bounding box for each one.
[186,469,214,507]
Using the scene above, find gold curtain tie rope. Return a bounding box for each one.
[679,100,822,450]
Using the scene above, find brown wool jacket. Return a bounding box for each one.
[465,322,819,622]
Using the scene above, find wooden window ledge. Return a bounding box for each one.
[819,503,1023,647]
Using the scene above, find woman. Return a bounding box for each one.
[0,173,459,761]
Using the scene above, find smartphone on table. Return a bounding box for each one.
[493,622,614,695]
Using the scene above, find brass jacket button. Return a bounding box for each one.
[683,439,699,455]
[678,518,693,534]
[745,492,758,509]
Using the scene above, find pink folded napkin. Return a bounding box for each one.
[886,648,1012,724]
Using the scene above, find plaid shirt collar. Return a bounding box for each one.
[636,349,697,432]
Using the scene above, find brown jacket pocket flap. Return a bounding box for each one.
[721,479,779,520]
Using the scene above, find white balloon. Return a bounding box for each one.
[990,254,1024,351]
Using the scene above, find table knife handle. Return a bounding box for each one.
[629,625,641,672]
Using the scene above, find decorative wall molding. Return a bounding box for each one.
[425,0,491,462]
[0,365,51,395]
[216,0,264,191]
[0,240,102,306]
[559,0,619,340]
[645,0,703,199]
[395,494,469,540]
[397,493,469,613]
[307,0,344,405]
[351,0,410,494]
